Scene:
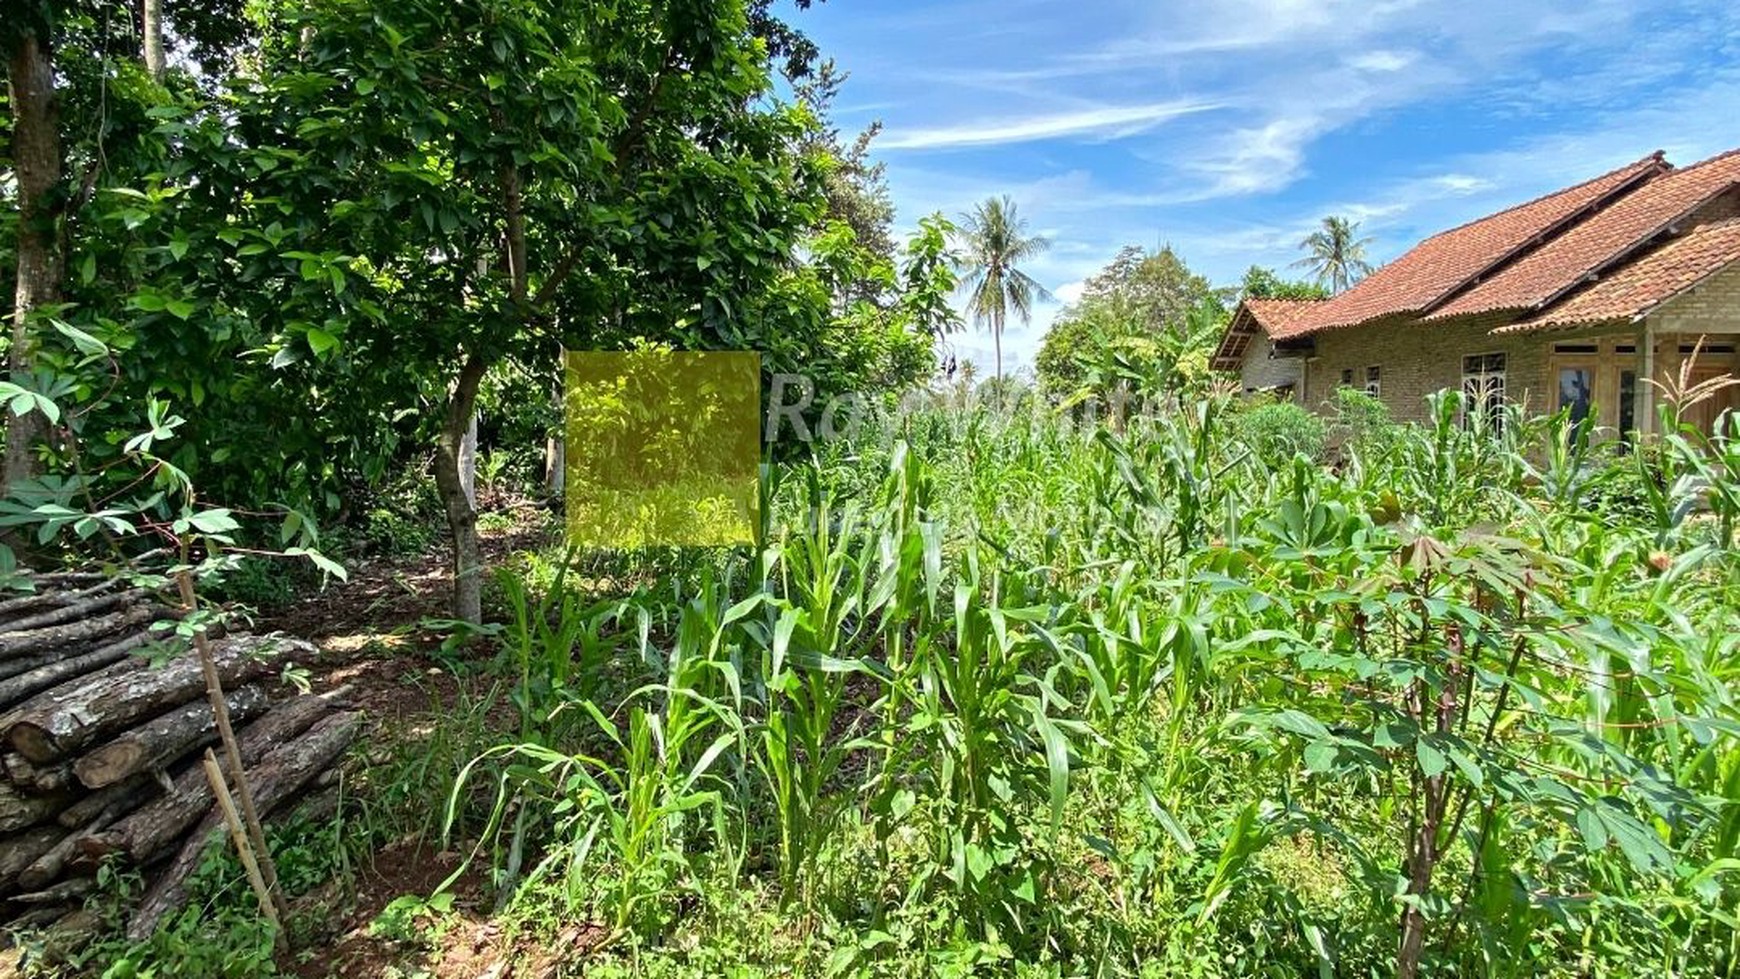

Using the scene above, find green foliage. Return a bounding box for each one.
[1292,215,1376,294]
[407,391,1740,977]
[1238,265,1330,301]
[1035,246,1225,404]
[1233,399,1328,464]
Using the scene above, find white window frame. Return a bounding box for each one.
[1461,352,1507,431]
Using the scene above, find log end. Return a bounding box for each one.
[8,724,61,765]
[73,743,143,791]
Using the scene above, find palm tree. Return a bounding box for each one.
[954,196,1053,390]
[1292,216,1375,294]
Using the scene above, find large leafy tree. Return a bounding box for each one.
[953,196,1051,390]
[1292,215,1374,294]
[1035,245,1221,400]
[209,0,833,622]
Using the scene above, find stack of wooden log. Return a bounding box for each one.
[0,572,359,939]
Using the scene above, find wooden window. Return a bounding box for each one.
[1619,369,1638,440]
[1462,353,1506,431]
[1340,369,1353,387]
[1364,366,1381,397]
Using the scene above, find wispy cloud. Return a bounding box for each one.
[878,101,1220,151]
[796,0,1740,377]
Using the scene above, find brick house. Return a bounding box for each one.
[1212,148,1740,436]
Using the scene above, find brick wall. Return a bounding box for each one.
[1302,314,1551,423]
[1648,259,1740,334]
[1238,341,1304,398]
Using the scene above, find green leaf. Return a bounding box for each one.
[1415,739,1447,779]
[1304,741,1340,773]
[356,77,377,95]
[52,320,109,357]
[306,328,340,357]
[165,299,196,321]
[187,509,241,535]
[285,546,349,582]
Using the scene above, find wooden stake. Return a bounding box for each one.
[200,750,282,942]
[176,569,287,923]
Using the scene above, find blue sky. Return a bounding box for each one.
[790,0,1740,376]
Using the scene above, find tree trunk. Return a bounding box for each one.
[127,710,361,940]
[0,824,63,896]
[1,781,70,832]
[460,411,478,508]
[435,355,490,624]
[2,635,303,763]
[73,682,270,789]
[141,0,166,80]
[79,691,338,866]
[4,29,63,496]
[0,603,162,662]
[0,629,154,712]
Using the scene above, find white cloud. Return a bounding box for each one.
[879,100,1220,151]
[1347,50,1417,73]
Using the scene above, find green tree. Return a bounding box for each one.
[1292,216,1374,294]
[1238,265,1329,301]
[1035,245,1221,400]
[794,60,895,269]
[216,0,835,622]
[953,196,1052,391]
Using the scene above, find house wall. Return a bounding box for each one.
[1302,313,1549,423]
[1648,259,1740,336]
[1238,341,1303,400]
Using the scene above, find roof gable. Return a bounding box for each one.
[1210,298,1324,370]
[1500,215,1740,333]
[1433,149,1740,320]
[1268,152,1668,338]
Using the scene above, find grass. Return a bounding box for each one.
[26,390,1740,978]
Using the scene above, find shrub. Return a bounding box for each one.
[1327,386,1399,460]
[1235,400,1327,464]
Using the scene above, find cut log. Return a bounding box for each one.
[2,634,308,763]
[0,604,163,662]
[0,577,121,622]
[1,753,72,793]
[128,710,361,940]
[58,772,159,829]
[0,628,163,711]
[0,825,63,895]
[16,787,141,891]
[11,877,93,904]
[80,693,339,866]
[0,651,57,683]
[0,781,69,833]
[1,586,148,635]
[74,682,271,790]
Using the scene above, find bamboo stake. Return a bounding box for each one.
[200,750,282,942]
[176,568,287,923]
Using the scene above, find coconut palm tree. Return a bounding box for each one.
[1292,216,1375,294]
[954,196,1053,390]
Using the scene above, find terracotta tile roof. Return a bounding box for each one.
[1499,216,1740,333]
[1431,148,1740,320]
[1210,298,1325,369]
[1268,152,1668,339]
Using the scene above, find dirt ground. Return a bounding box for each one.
[262,507,588,978]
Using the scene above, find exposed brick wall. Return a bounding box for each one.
[1301,314,1552,423]
[1648,258,1740,334]
[1688,186,1740,227]
[1237,341,1304,398]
